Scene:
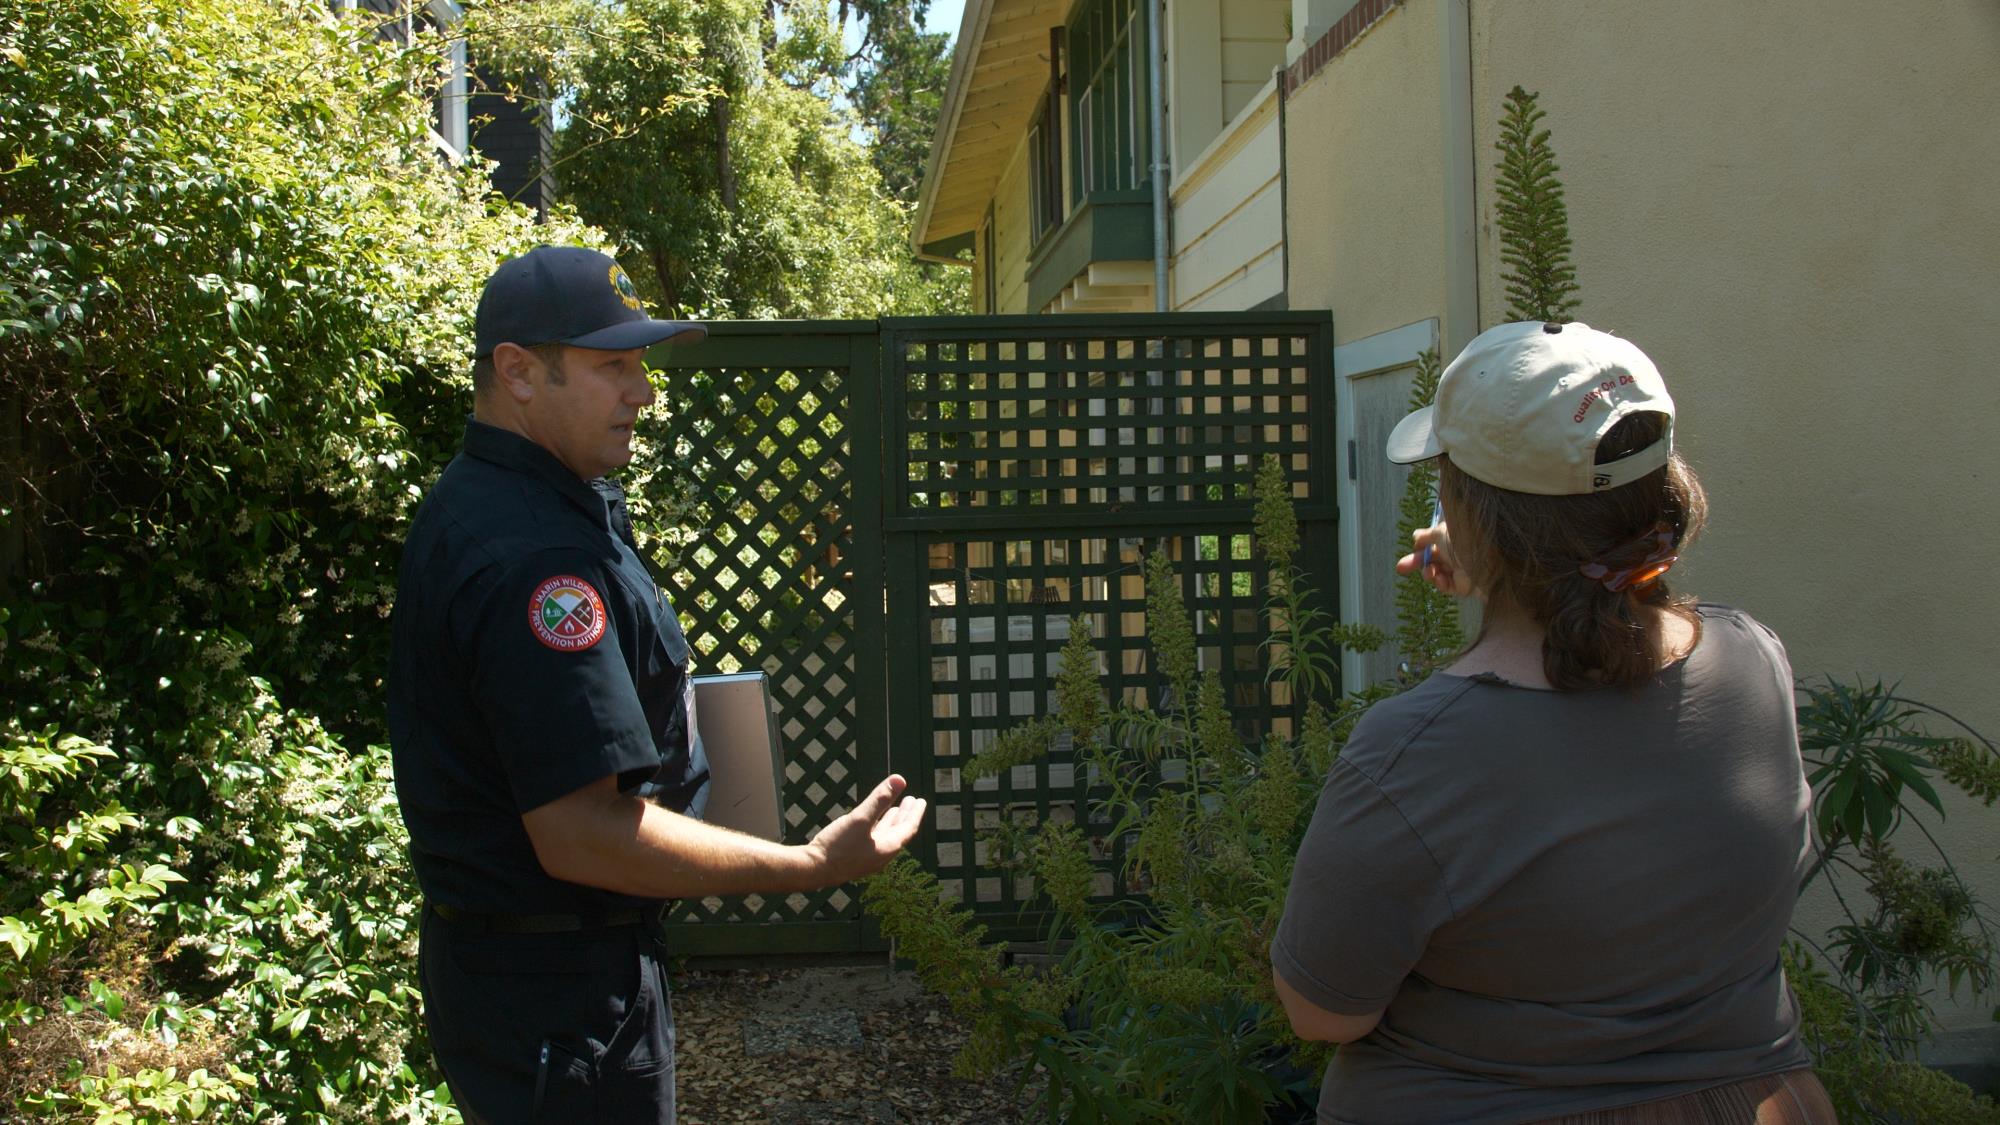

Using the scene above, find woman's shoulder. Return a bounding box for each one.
[1694,602,1791,662]
[1337,673,1485,783]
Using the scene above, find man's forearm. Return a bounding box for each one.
[526,782,823,899]
[613,797,825,897]
[523,771,922,901]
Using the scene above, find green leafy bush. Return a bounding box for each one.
[1791,680,2000,1119]
[1,0,596,1116]
[1,0,600,738]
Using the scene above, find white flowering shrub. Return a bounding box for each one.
[0,0,598,1117]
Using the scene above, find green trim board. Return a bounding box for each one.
[1025,198,1155,311]
[918,231,975,262]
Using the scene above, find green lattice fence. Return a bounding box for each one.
[643,313,1336,954]
[879,314,1338,942]
[647,325,886,956]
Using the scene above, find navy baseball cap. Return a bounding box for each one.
[473,245,706,358]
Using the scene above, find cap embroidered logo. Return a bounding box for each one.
[609,264,644,312]
[529,576,608,651]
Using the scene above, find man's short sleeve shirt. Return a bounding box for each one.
[389,420,700,914]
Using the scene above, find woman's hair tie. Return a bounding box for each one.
[1578,522,1679,593]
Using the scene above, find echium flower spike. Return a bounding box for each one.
[1494,85,1582,324]
[1145,549,1199,720]
[1252,454,1299,574]
[1054,615,1107,757]
[1196,670,1242,777]
[1393,347,1463,679]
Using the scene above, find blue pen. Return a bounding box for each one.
[1418,496,1444,570]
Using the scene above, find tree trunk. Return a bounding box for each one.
[650,246,682,317]
[713,95,736,214]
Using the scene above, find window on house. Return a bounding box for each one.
[425,0,469,160]
[1076,88,1094,196]
[1067,0,1149,200]
[980,212,997,313]
[1028,28,1068,243]
[1126,26,1142,188]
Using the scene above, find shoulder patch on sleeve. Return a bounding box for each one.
[529,575,608,651]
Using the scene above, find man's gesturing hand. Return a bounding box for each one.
[804,774,928,885]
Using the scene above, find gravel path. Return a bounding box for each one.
[671,964,1034,1124]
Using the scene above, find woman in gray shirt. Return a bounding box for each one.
[1272,322,1834,1123]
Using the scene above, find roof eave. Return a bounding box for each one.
[910,0,999,255]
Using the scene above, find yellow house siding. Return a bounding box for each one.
[1170,0,1288,172]
[990,133,1035,313]
[1222,1,1289,121]
[1168,0,1223,173]
[1170,85,1282,311]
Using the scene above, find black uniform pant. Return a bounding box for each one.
[418,908,676,1124]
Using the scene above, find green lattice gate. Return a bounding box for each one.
[647,312,1337,955]
[647,324,884,956]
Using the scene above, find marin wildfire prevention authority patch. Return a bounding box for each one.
[528,575,608,652]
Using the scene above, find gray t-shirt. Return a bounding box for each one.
[1273,605,1813,1124]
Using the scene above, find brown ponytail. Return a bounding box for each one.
[1439,412,1708,690]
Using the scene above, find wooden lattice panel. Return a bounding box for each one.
[882,317,1337,938]
[892,330,1318,515]
[636,315,1335,956]
[644,364,862,931]
[919,532,1295,923]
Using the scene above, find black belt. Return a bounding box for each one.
[427,901,660,935]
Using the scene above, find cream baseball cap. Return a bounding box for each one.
[1386,321,1675,495]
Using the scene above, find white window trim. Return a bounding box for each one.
[1333,317,1437,695]
[1077,88,1094,196]
[426,0,469,161]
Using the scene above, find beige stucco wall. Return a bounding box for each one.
[1464,0,2000,1027]
[1282,0,1447,346]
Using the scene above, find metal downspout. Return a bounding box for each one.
[1148,0,1169,311]
[1144,0,1170,504]
[1276,62,1290,305]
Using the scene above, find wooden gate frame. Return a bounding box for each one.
[649,311,1336,956]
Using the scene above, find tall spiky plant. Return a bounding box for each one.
[1494,85,1581,323]
[1392,347,1464,680]
[1380,86,1583,677]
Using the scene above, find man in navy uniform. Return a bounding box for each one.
[389,246,925,1123]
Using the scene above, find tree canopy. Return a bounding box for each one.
[478,0,964,319]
